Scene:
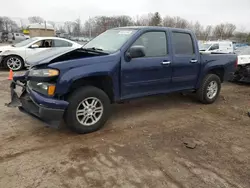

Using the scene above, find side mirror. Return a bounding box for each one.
[30,44,39,48]
[125,45,146,61]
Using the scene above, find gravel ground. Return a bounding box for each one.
[0,69,249,188]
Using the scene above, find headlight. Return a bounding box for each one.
[28,81,56,96]
[29,69,59,77]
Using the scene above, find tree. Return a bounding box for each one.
[28,16,44,24]
[224,23,236,38]
[58,26,66,34]
[162,16,189,29]
[113,15,133,27]
[192,21,203,39]
[162,16,176,27]
[64,21,75,35]
[234,32,248,42]
[174,17,189,29]
[72,18,81,36]
[213,24,226,39]
[47,21,56,29]
[149,12,162,26]
[0,17,4,31]
[135,13,153,26]
[203,25,213,40]
[0,16,19,32]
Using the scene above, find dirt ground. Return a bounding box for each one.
[0,69,249,188]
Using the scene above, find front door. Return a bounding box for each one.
[25,39,52,60]
[121,31,172,99]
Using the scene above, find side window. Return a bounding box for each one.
[53,39,72,47]
[32,40,52,48]
[131,31,167,57]
[209,44,219,51]
[172,32,194,55]
[32,40,43,47]
[16,34,19,36]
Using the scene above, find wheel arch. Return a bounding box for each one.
[65,75,115,103]
[206,67,225,82]
[3,54,24,68]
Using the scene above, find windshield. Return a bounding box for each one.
[83,29,137,53]
[199,43,212,51]
[235,47,250,55]
[13,38,38,47]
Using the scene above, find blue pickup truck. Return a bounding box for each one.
[7,26,237,133]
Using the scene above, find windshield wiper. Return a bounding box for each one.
[85,47,103,51]
[82,47,108,54]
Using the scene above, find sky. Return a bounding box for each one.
[1,0,250,31]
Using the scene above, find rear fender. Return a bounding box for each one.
[196,64,225,88]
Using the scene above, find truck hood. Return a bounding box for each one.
[46,49,120,71]
[26,47,77,66]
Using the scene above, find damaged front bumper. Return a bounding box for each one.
[7,75,69,128]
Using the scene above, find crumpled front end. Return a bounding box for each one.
[6,73,69,128]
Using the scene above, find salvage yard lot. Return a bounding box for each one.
[0,70,249,188]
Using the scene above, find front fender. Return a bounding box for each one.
[55,61,119,96]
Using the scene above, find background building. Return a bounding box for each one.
[28,23,55,37]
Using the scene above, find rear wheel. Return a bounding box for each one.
[196,74,221,104]
[64,86,111,134]
[4,55,24,71]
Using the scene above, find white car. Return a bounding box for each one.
[0,37,81,71]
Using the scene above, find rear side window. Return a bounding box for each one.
[53,39,72,47]
[172,32,194,55]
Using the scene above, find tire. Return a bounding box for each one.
[64,86,111,134]
[4,55,24,71]
[196,74,221,104]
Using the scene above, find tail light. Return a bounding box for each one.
[235,57,238,68]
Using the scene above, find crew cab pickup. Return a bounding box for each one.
[7,26,237,134]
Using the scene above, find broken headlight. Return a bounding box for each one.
[28,81,56,96]
[29,69,59,77]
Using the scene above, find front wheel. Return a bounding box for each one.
[64,86,111,134]
[196,74,221,104]
[4,55,24,71]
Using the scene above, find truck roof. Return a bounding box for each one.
[114,26,192,32]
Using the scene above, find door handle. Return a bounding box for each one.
[190,59,198,63]
[161,61,171,65]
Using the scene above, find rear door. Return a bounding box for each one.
[121,30,172,98]
[170,30,200,90]
[52,39,73,47]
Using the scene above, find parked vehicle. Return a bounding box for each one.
[0,37,81,71]
[7,27,237,134]
[11,33,27,43]
[24,35,30,40]
[199,41,234,53]
[233,46,250,82]
[0,32,10,43]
